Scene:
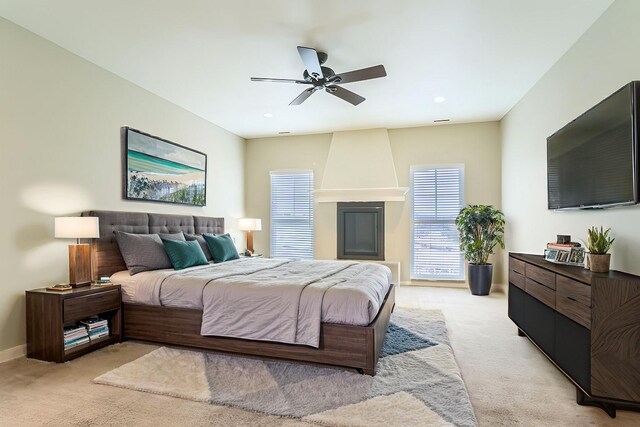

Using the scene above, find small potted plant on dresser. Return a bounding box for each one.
[455,205,505,295]
[587,226,615,273]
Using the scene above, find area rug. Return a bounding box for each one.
[94,308,477,426]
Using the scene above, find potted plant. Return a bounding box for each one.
[455,205,505,295]
[587,226,614,273]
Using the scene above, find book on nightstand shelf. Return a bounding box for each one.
[80,316,108,329]
[80,316,110,341]
[63,317,110,349]
[63,325,89,350]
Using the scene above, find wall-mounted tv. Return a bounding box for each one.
[547,81,639,210]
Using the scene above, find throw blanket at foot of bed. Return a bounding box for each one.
[132,258,392,347]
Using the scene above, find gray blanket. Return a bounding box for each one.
[129,258,391,347]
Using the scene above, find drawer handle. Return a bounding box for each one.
[567,296,577,302]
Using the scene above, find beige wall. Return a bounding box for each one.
[0,18,245,353]
[501,0,640,280]
[246,122,502,286]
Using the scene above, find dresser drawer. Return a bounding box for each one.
[556,275,591,307]
[556,274,591,330]
[525,278,555,309]
[556,294,591,329]
[510,257,525,275]
[526,264,556,290]
[509,269,525,290]
[64,290,120,323]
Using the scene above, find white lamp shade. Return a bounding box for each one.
[55,217,100,239]
[238,218,262,231]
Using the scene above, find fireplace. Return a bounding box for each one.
[337,202,384,260]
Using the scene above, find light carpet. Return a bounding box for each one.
[94,308,477,427]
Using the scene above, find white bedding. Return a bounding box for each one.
[111,258,391,346]
[111,270,138,303]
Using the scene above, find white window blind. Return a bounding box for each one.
[411,165,464,280]
[270,171,314,259]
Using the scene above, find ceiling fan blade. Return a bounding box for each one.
[297,46,324,79]
[251,77,312,84]
[326,86,365,106]
[289,87,317,106]
[334,65,387,84]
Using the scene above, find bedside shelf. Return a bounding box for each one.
[26,285,122,363]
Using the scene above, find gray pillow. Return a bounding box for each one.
[114,231,178,275]
[159,232,186,241]
[184,233,213,261]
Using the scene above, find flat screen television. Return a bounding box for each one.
[547,81,639,210]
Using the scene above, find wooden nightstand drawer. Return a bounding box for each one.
[526,263,556,290]
[64,289,120,323]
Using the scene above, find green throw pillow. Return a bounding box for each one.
[203,233,240,263]
[161,238,209,270]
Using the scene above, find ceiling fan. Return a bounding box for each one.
[251,46,387,106]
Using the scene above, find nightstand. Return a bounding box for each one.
[26,285,122,362]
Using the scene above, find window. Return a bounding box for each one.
[270,170,314,259]
[411,165,464,280]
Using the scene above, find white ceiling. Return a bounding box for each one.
[0,0,613,139]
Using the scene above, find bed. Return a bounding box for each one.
[83,210,395,375]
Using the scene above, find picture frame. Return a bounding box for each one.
[122,127,207,207]
[545,246,586,267]
[569,247,586,265]
[544,249,559,262]
[556,250,570,263]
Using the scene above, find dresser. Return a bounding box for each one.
[508,253,640,418]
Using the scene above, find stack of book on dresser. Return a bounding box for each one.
[63,325,89,350]
[80,317,110,342]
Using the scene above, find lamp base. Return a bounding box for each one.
[246,231,254,254]
[69,244,92,287]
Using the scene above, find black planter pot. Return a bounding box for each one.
[468,264,493,296]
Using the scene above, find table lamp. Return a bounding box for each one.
[55,217,100,287]
[238,218,262,254]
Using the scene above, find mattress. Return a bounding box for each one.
[110,257,391,327]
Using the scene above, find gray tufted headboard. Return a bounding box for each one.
[82,210,225,279]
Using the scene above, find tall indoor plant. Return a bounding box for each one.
[455,205,505,295]
[587,226,614,273]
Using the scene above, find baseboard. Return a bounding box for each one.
[401,281,506,293]
[0,344,26,363]
[402,280,467,289]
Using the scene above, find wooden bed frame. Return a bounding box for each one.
[83,210,395,375]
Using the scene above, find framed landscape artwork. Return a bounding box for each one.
[122,127,207,206]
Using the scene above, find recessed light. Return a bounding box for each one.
[263,113,274,118]
[433,96,446,103]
